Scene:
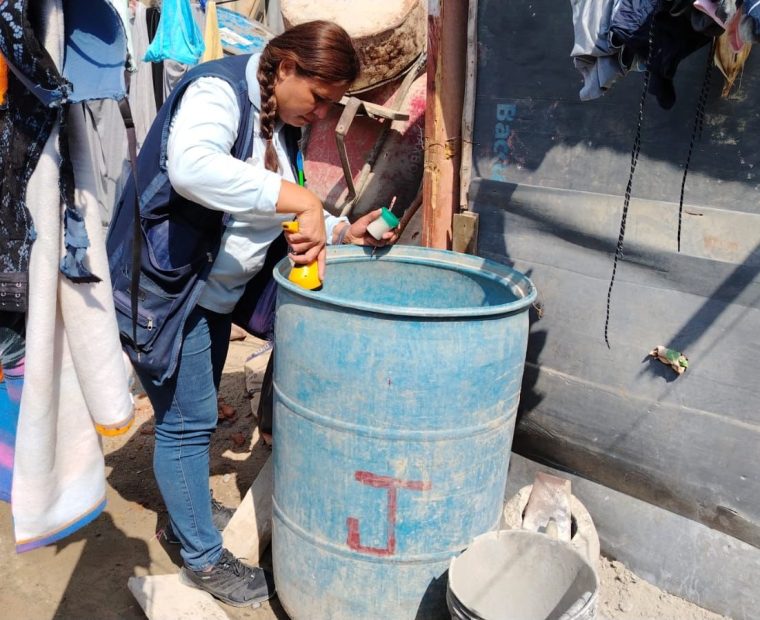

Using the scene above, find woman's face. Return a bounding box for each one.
[274,59,349,127]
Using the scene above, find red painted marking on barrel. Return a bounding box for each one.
[346,470,432,557]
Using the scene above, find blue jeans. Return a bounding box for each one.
[136,306,231,571]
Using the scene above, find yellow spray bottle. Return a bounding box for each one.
[282,220,322,290]
[282,150,322,290]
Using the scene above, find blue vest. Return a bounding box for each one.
[107,54,292,385]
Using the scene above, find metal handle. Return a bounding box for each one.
[334,97,411,214]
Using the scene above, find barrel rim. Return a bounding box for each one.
[273,245,537,318]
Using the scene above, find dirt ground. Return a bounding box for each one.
[0,336,729,620]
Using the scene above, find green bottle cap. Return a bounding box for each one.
[380,206,400,228]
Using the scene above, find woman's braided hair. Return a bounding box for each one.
[257,20,360,172]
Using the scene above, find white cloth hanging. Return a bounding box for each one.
[12,0,133,553]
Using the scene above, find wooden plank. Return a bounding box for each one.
[459,0,479,211]
[421,0,468,249]
[222,455,273,564]
[127,575,229,620]
[452,211,479,254]
[225,0,264,21]
[337,96,410,121]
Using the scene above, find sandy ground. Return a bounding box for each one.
[0,336,729,620]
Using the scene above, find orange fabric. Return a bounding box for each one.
[0,53,8,106]
[94,417,134,437]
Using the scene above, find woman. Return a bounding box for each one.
[107,21,397,607]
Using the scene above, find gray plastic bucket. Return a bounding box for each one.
[447,530,598,620]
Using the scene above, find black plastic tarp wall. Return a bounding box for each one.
[470,0,760,558]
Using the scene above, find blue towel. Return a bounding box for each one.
[0,361,23,503]
[144,0,205,65]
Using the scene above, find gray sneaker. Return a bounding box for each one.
[180,548,275,607]
[164,494,235,544]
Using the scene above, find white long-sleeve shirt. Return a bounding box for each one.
[166,54,346,313]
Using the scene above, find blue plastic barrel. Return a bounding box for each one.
[271,245,536,619]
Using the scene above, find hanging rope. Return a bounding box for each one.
[677,40,715,253]
[604,12,658,348]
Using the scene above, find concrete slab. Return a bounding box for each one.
[127,574,229,620]
[222,455,273,565]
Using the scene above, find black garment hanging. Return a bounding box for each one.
[610,0,713,109]
[146,7,166,111]
[0,1,67,312]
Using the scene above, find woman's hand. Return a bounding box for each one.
[276,181,328,278]
[289,206,327,277]
[339,209,400,247]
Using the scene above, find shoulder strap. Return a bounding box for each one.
[118,75,143,360]
[282,124,301,169]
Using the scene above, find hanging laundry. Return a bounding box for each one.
[0,312,25,503]
[130,2,159,147]
[0,0,132,305]
[570,0,628,101]
[610,0,713,109]
[690,6,727,34]
[202,1,225,62]
[0,362,23,503]
[0,53,7,105]
[80,1,154,230]
[14,100,134,553]
[714,30,752,96]
[164,3,208,99]
[725,5,746,50]
[0,0,133,553]
[144,0,206,65]
[693,0,728,28]
[571,0,729,107]
[145,5,166,110]
[0,7,62,313]
[62,1,129,102]
[82,100,131,230]
[108,0,137,71]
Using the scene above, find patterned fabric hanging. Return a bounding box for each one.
[0,11,61,311]
[0,0,131,311]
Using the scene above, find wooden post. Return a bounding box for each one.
[227,0,264,21]
[422,0,468,249]
[459,0,479,212]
